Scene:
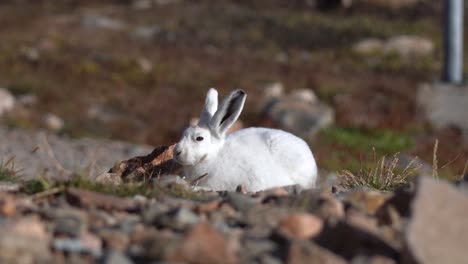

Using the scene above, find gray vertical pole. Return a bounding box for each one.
[443,0,464,84]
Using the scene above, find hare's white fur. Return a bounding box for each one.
[174,88,317,192]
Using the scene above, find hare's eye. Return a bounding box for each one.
[196,136,204,142]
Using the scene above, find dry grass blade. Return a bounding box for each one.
[338,152,421,191]
[432,139,438,179]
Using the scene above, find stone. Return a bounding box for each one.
[66,188,138,211]
[315,219,399,260]
[353,38,385,55]
[155,207,200,231]
[0,218,51,263]
[168,223,239,264]
[98,229,129,252]
[82,14,126,31]
[131,25,161,40]
[345,189,390,215]
[103,250,134,264]
[48,208,87,237]
[0,192,16,216]
[384,35,434,58]
[417,83,468,134]
[278,213,323,240]
[287,241,347,264]
[0,88,15,117]
[42,113,64,132]
[262,88,334,138]
[111,144,181,182]
[0,182,21,192]
[403,177,468,264]
[225,192,257,212]
[53,232,102,257]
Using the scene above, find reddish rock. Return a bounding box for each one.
[403,177,468,264]
[169,223,239,264]
[279,213,323,240]
[0,192,16,217]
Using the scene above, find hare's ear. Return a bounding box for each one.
[210,89,246,137]
[199,88,218,125]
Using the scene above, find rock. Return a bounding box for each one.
[0,218,51,263]
[20,46,40,62]
[0,192,16,217]
[403,177,468,264]
[384,35,434,58]
[82,14,126,31]
[242,239,277,261]
[98,229,129,252]
[0,88,15,117]
[0,182,21,192]
[131,25,161,40]
[353,35,433,58]
[136,57,153,73]
[42,113,65,132]
[225,192,257,212]
[262,87,334,138]
[315,219,399,260]
[417,83,468,134]
[16,94,38,107]
[168,223,239,264]
[278,213,323,240]
[111,144,181,182]
[66,187,138,211]
[155,207,200,231]
[353,38,385,55]
[132,0,152,9]
[345,189,390,215]
[53,232,102,257]
[103,250,135,264]
[287,241,347,264]
[47,208,87,237]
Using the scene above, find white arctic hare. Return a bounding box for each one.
[173,88,318,192]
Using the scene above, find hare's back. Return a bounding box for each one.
[228,127,317,187]
[228,127,314,163]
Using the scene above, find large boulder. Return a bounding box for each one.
[403,177,468,264]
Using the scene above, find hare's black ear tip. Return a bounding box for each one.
[236,89,246,96]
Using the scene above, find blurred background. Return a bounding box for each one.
[0,0,467,179]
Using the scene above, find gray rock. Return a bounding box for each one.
[262,87,334,138]
[53,233,102,257]
[103,250,135,264]
[50,209,87,237]
[418,83,468,135]
[225,192,257,212]
[42,113,64,132]
[0,88,15,117]
[82,14,126,31]
[156,207,200,231]
[131,25,161,40]
[403,177,468,264]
